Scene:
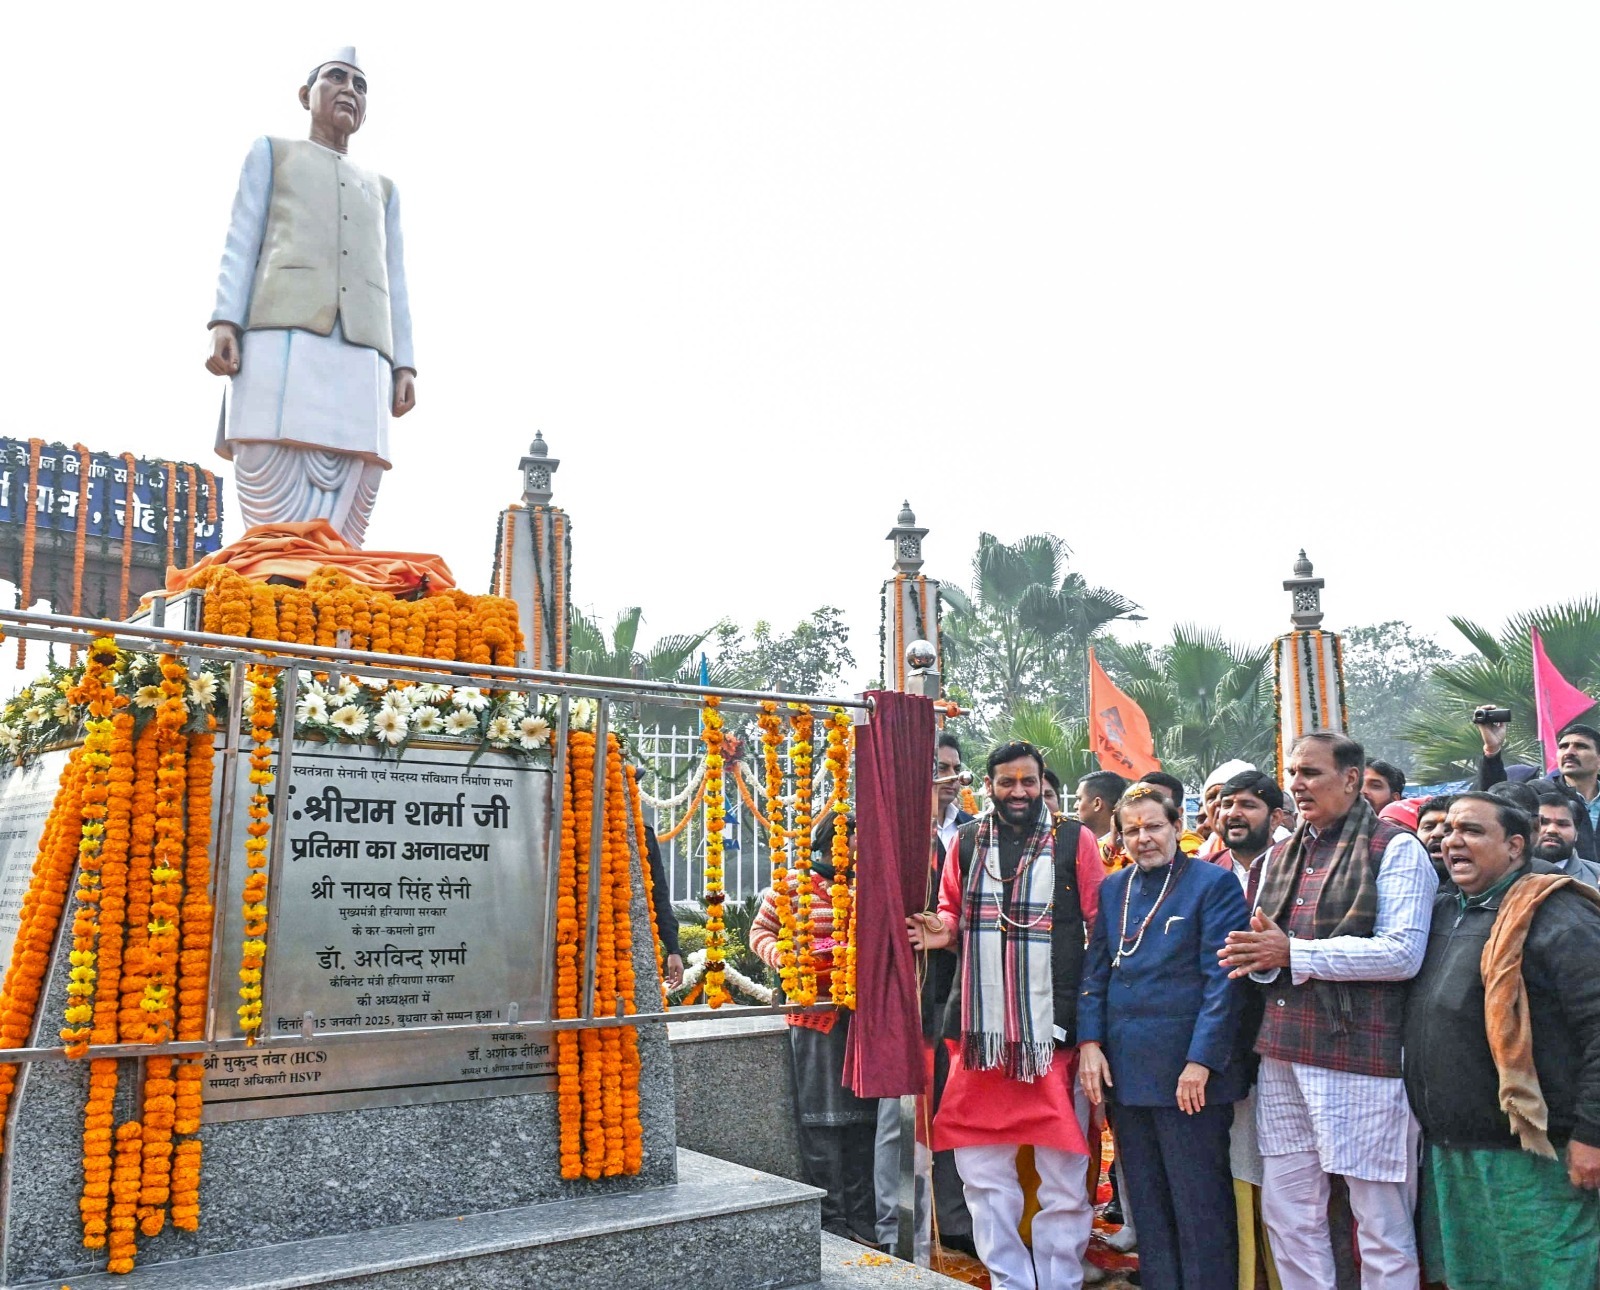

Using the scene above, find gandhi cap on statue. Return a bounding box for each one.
[307,46,363,84]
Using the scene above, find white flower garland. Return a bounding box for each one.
[636,756,707,811]
[736,757,830,809]
[673,948,773,1005]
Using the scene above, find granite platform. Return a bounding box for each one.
[7,1150,822,1290]
[670,1013,802,1182]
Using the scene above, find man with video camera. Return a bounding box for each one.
[1474,705,1600,862]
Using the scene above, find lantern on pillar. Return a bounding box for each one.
[880,502,943,693]
[1272,550,1348,783]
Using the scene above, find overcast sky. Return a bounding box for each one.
[3,5,1595,689]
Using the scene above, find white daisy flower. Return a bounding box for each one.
[364,677,390,693]
[0,726,19,750]
[518,716,551,749]
[296,692,330,725]
[335,677,361,701]
[380,689,413,716]
[22,706,47,727]
[188,672,218,706]
[411,707,444,735]
[572,698,597,730]
[32,686,54,702]
[52,700,71,722]
[330,705,369,737]
[133,685,163,710]
[451,687,489,712]
[444,708,479,736]
[416,683,452,704]
[372,707,408,745]
[485,716,515,746]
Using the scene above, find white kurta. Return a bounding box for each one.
[212,135,415,460]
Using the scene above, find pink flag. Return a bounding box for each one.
[1532,626,1595,771]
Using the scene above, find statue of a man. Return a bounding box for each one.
[205,47,416,549]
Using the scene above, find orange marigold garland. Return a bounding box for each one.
[238,664,277,1040]
[699,697,728,1007]
[604,736,643,1174]
[788,704,817,1006]
[108,1118,143,1274]
[0,748,86,1148]
[825,707,855,1009]
[171,722,215,1232]
[554,728,583,1179]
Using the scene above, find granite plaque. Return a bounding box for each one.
[208,740,555,1120]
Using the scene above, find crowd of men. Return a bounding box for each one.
[878,714,1600,1290]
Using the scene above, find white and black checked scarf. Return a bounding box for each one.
[959,805,1056,1081]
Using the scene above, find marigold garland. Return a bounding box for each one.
[60,638,121,1057]
[604,737,643,1174]
[163,464,177,575]
[758,703,800,999]
[788,704,817,1006]
[0,748,86,1146]
[699,698,729,1007]
[554,728,584,1178]
[238,664,277,1040]
[825,708,855,1009]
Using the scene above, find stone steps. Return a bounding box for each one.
[8,1150,822,1290]
[796,1234,972,1290]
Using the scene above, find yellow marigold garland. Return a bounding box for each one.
[757,702,799,998]
[238,664,277,1041]
[699,698,728,1007]
[825,707,855,1009]
[139,656,189,1043]
[788,704,817,1006]
[60,637,121,1057]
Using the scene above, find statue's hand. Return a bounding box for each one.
[392,369,417,418]
[205,324,241,376]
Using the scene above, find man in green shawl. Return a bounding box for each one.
[1403,792,1600,1289]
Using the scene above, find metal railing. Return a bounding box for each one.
[0,605,860,1064]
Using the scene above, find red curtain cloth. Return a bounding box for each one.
[844,689,935,1097]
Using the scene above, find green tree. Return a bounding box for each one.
[1097,625,1275,788]
[1402,599,1600,782]
[710,607,857,697]
[567,605,716,730]
[981,699,1097,788]
[940,532,1137,734]
[1340,622,1456,769]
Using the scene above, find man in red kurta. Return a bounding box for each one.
[908,741,1103,1290]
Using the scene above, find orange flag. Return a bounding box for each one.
[1088,649,1161,778]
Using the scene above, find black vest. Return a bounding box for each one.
[941,817,1086,1046]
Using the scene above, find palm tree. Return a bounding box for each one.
[1402,599,1600,782]
[983,699,1098,788]
[1097,625,1275,787]
[566,606,717,730]
[941,532,1137,728]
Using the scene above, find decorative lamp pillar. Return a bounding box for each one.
[1272,550,1348,784]
[492,432,572,670]
[880,502,942,693]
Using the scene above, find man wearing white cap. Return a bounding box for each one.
[206,49,416,548]
[1199,759,1257,859]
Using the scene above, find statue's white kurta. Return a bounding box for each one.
[211,136,415,542]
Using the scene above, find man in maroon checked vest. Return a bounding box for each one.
[1221,733,1436,1290]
